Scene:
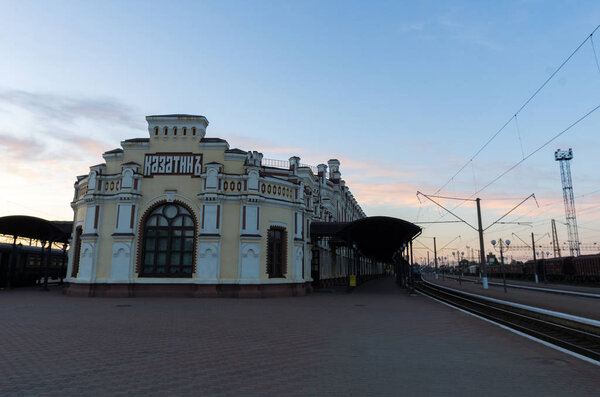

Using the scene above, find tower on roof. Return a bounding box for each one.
[146,114,209,139]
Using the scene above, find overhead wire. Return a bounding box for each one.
[418,26,600,243]
[514,114,525,160]
[469,103,600,198]
[433,24,600,196]
[591,34,600,75]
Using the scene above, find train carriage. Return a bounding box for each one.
[0,243,68,288]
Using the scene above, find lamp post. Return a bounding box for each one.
[536,250,551,283]
[402,242,408,288]
[491,239,511,293]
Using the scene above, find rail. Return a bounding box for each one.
[416,279,600,363]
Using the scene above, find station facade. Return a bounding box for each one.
[65,114,367,297]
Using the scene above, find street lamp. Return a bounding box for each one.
[536,250,551,283]
[491,239,511,293]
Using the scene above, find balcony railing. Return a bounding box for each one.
[261,158,318,174]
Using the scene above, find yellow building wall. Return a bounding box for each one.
[220,202,241,280]
[96,202,116,280]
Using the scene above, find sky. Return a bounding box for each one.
[2,0,600,262]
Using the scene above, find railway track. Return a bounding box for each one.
[416,280,600,363]
[441,275,600,298]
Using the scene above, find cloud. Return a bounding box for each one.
[0,89,141,219]
[0,88,144,129]
[399,22,425,32]
[0,133,46,159]
[437,14,501,51]
[351,182,422,207]
[221,134,420,208]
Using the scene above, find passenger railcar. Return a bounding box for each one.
[0,243,68,287]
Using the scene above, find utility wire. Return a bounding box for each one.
[591,34,600,75]
[514,114,525,159]
[434,24,600,196]
[470,103,600,197]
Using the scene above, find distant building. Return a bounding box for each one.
[65,114,365,297]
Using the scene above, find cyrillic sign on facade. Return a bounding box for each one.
[144,153,202,177]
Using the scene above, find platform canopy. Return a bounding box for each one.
[0,216,72,244]
[310,216,421,262]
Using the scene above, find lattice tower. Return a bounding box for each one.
[551,219,561,258]
[554,149,580,256]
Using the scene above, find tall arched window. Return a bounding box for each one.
[141,203,195,277]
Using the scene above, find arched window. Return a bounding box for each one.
[154,126,159,136]
[164,126,168,136]
[183,127,187,136]
[141,203,195,277]
[192,127,197,136]
[173,126,177,136]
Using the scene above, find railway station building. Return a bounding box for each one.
[64,114,377,297]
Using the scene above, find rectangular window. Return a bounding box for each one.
[71,226,83,277]
[267,227,286,278]
[93,206,100,229]
[130,205,136,229]
[242,206,246,230]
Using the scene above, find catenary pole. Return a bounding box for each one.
[531,232,539,284]
[433,237,438,280]
[477,198,488,289]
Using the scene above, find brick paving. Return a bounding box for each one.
[1,278,598,396]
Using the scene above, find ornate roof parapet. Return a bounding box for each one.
[327,159,341,182]
[246,151,263,167]
[289,156,300,175]
[317,163,327,184]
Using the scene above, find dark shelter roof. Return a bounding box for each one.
[0,216,72,244]
[311,216,421,263]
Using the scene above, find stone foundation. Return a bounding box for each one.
[63,282,313,298]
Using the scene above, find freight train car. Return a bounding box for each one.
[467,255,600,283]
[521,254,599,282]
[572,254,600,282]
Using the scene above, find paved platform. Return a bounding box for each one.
[1,278,598,396]
[423,274,600,321]
[449,274,600,295]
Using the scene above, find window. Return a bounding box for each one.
[71,226,82,277]
[140,203,195,277]
[154,126,159,136]
[183,127,187,136]
[173,127,177,136]
[267,226,287,278]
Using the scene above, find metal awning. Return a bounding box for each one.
[311,216,421,262]
[0,216,72,244]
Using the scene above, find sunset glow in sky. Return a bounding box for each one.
[2,1,600,261]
